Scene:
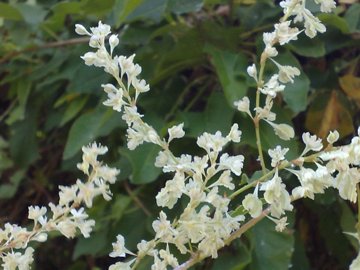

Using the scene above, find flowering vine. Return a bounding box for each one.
[1,0,359,269]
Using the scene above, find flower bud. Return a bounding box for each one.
[75,24,90,35]
[109,34,119,54]
[327,130,339,144]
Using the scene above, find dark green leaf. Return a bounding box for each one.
[63,106,124,159]
[250,218,294,270]
[205,45,248,106]
[166,0,203,14]
[120,143,161,184]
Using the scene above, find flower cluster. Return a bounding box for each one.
[73,1,360,267]
[0,143,119,269]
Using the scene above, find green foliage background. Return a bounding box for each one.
[0,0,359,269]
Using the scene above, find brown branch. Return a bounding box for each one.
[0,37,89,64]
[123,181,152,217]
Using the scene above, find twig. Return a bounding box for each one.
[123,182,152,217]
[0,37,89,64]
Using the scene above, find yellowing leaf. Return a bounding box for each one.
[339,74,360,101]
[305,91,354,139]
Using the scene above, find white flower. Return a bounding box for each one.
[234,96,252,118]
[2,247,34,270]
[247,64,258,81]
[275,217,289,232]
[118,54,136,79]
[81,52,98,66]
[242,193,263,218]
[219,153,244,176]
[152,211,176,242]
[268,145,289,167]
[109,259,136,270]
[59,185,78,206]
[302,132,323,155]
[197,131,228,153]
[271,60,300,84]
[90,21,111,37]
[137,240,156,257]
[28,206,47,224]
[264,120,295,141]
[159,246,179,267]
[263,32,278,57]
[327,130,339,144]
[132,78,150,94]
[101,83,124,112]
[261,171,293,218]
[274,21,301,45]
[259,75,285,97]
[227,123,242,143]
[335,168,360,203]
[110,235,134,258]
[303,9,326,38]
[156,173,185,209]
[314,0,336,12]
[210,170,235,190]
[168,123,185,142]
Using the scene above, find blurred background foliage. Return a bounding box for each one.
[0,0,359,269]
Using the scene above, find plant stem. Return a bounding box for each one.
[357,184,360,239]
[254,53,268,175]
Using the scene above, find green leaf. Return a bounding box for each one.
[250,218,294,270]
[179,91,234,138]
[120,143,161,184]
[59,97,89,127]
[14,3,47,25]
[9,106,39,168]
[339,200,359,251]
[0,170,24,199]
[204,91,235,134]
[166,0,203,14]
[73,230,108,259]
[205,45,248,106]
[344,3,360,33]
[63,106,124,159]
[288,34,326,58]
[212,241,251,270]
[318,14,350,34]
[80,0,115,16]
[126,0,167,23]
[0,3,23,21]
[111,0,144,27]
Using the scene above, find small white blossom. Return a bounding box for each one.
[219,153,244,176]
[197,131,228,153]
[302,132,323,155]
[268,146,289,167]
[274,21,301,45]
[247,64,258,81]
[264,120,295,141]
[271,60,300,84]
[110,235,134,258]
[227,123,242,143]
[259,75,285,97]
[327,130,339,144]
[242,193,263,218]
[168,123,185,142]
[234,96,252,118]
